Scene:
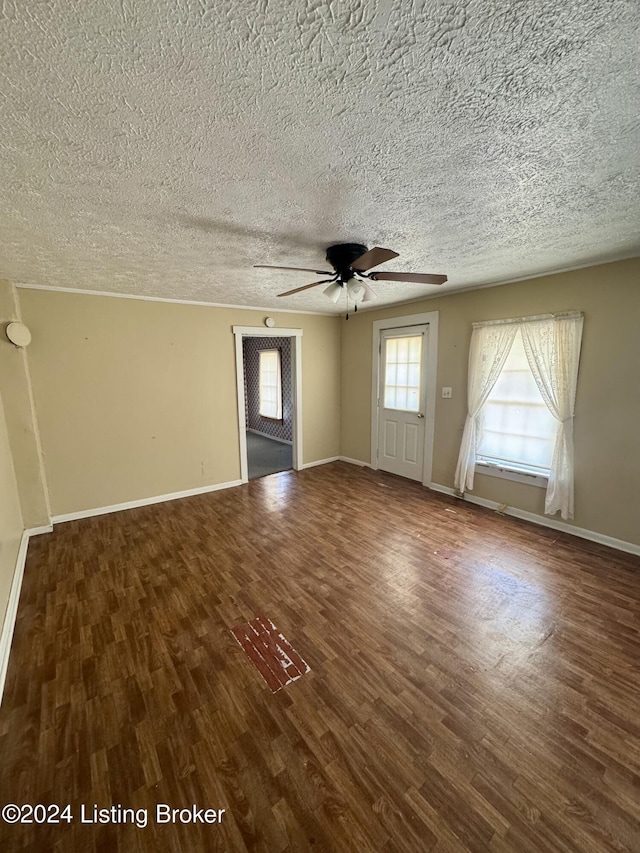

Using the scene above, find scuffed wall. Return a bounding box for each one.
[20,290,341,515]
[0,281,50,527]
[0,389,24,638]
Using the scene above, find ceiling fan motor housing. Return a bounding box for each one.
[325,243,368,275]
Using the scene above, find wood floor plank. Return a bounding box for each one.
[1,462,639,851]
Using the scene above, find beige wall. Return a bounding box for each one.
[0,281,50,527]
[19,290,341,516]
[341,258,640,546]
[0,389,24,629]
[11,257,640,544]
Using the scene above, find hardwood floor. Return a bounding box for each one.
[1,462,639,852]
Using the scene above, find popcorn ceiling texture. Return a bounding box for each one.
[1,0,638,314]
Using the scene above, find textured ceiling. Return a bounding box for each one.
[1,1,639,315]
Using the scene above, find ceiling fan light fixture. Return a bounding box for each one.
[323,281,343,303]
[361,282,376,303]
[348,281,366,302]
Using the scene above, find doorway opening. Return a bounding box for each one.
[243,337,292,479]
[233,326,303,483]
[245,431,291,479]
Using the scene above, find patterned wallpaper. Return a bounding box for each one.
[243,336,293,442]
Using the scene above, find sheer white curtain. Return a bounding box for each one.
[454,323,518,492]
[521,314,584,519]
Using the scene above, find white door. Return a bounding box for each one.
[377,326,428,481]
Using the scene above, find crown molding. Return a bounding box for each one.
[15,282,335,316]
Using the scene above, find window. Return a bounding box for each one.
[259,349,282,420]
[454,311,583,520]
[383,334,422,412]
[477,329,556,477]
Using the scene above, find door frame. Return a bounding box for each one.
[233,326,303,483]
[370,311,439,486]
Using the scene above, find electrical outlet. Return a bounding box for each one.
[442,387,452,398]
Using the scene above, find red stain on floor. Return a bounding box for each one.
[231,615,310,693]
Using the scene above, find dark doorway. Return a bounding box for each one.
[242,336,294,480]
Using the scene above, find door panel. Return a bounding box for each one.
[383,420,398,458]
[378,326,428,481]
[404,422,419,464]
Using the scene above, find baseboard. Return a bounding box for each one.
[302,456,340,469]
[247,429,293,446]
[428,483,463,498]
[302,456,373,470]
[25,524,53,536]
[0,531,30,705]
[52,459,372,521]
[428,482,640,557]
[52,479,244,523]
[338,456,372,468]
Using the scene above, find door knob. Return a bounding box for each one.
[417,412,424,419]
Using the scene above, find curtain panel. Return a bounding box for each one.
[521,314,584,519]
[454,312,583,520]
[453,323,518,492]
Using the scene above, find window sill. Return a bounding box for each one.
[475,462,549,489]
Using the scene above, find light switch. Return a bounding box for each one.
[442,387,452,398]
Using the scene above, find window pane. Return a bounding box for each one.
[259,349,282,419]
[385,387,397,409]
[386,338,397,361]
[478,330,556,471]
[409,337,422,361]
[407,363,420,386]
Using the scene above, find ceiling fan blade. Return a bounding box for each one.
[369,271,448,285]
[351,246,399,271]
[277,279,335,297]
[255,264,333,275]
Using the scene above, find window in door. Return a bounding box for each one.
[259,349,282,420]
[384,335,422,412]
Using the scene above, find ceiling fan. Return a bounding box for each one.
[254,243,447,312]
